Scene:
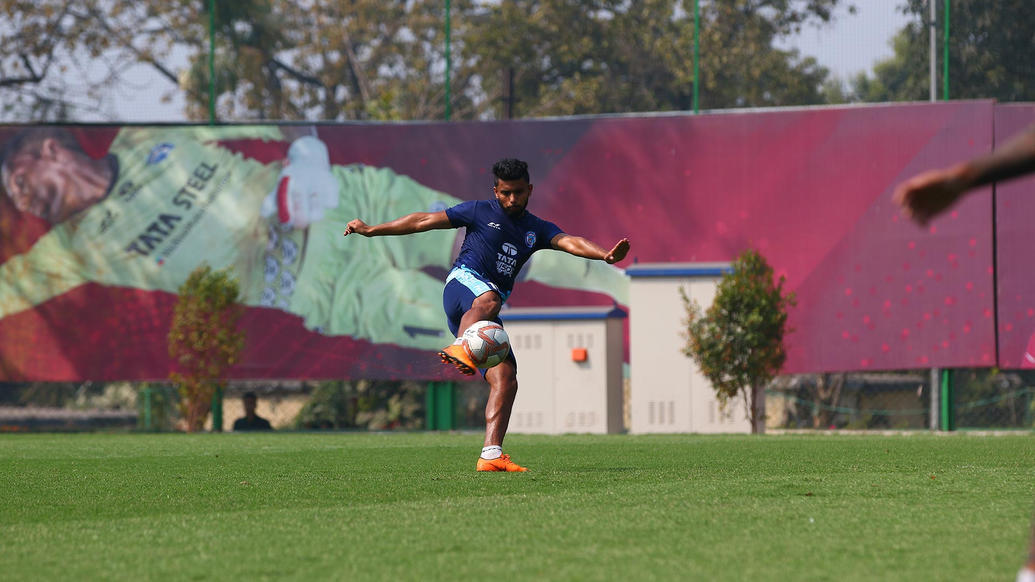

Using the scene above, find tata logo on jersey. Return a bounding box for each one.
[496,242,519,276]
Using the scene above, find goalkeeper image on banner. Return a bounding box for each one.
[0,127,629,353]
[345,158,630,472]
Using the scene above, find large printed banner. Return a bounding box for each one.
[0,102,1006,380]
[994,104,1035,369]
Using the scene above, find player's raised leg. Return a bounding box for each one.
[439,288,502,376]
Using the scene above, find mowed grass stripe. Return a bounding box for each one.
[0,433,1031,581]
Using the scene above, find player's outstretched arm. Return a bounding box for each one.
[551,234,630,264]
[894,123,1035,226]
[344,211,452,237]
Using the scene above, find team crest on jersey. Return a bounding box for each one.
[525,231,536,248]
[146,142,175,166]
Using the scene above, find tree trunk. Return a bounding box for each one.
[750,384,766,434]
[814,373,845,429]
[179,383,213,432]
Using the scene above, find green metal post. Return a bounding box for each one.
[211,385,224,432]
[444,0,452,121]
[942,0,949,101]
[142,385,152,431]
[209,0,216,124]
[425,384,436,429]
[692,0,699,114]
[940,369,954,431]
[425,382,456,430]
[438,382,455,430]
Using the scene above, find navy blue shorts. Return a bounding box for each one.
[441,267,516,370]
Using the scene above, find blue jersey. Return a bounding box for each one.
[446,199,563,299]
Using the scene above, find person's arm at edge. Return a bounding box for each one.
[344,211,453,237]
[894,123,1035,225]
[551,234,630,265]
[962,123,1035,187]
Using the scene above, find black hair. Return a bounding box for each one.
[1,128,83,197]
[243,391,257,400]
[492,158,530,186]
[1,127,81,167]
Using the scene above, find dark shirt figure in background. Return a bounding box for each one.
[345,158,629,472]
[233,392,273,431]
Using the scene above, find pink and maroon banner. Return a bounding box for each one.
[0,101,1017,381]
[528,102,997,373]
[993,104,1035,369]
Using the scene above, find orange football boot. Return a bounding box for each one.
[438,343,477,376]
[476,454,528,472]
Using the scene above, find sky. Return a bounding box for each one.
[779,1,914,81]
[40,2,918,123]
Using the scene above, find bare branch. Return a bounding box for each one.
[340,27,372,105]
[57,5,187,93]
[0,55,45,87]
[269,57,324,88]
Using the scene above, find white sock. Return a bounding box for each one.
[481,445,502,460]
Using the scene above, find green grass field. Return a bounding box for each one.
[1,432,1032,581]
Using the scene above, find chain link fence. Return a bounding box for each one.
[4,371,1030,433]
[767,370,1035,431]
[0,380,492,433]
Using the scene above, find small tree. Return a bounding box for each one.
[168,265,245,432]
[682,249,796,433]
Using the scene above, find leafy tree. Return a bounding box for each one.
[0,0,482,122]
[179,0,484,121]
[0,1,209,121]
[844,28,929,103]
[168,265,244,432]
[2,0,852,121]
[693,0,842,110]
[953,369,1035,429]
[466,0,850,118]
[849,0,1035,103]
[294,380,425,430]
[353,380,424,430]
[137,384,182,432]
[808,372,846,429]
[682,249,796,433]
[295,381,357,430]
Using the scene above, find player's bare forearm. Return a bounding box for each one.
[964,124,1035,188]
[552,234,630,264]
[344,211,451,237]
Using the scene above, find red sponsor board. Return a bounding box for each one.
[993,104,1035,369]
[0,102,1009,380]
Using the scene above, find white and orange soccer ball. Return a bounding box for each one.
[461,320,511,369]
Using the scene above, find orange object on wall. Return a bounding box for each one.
[571,348,588,362]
